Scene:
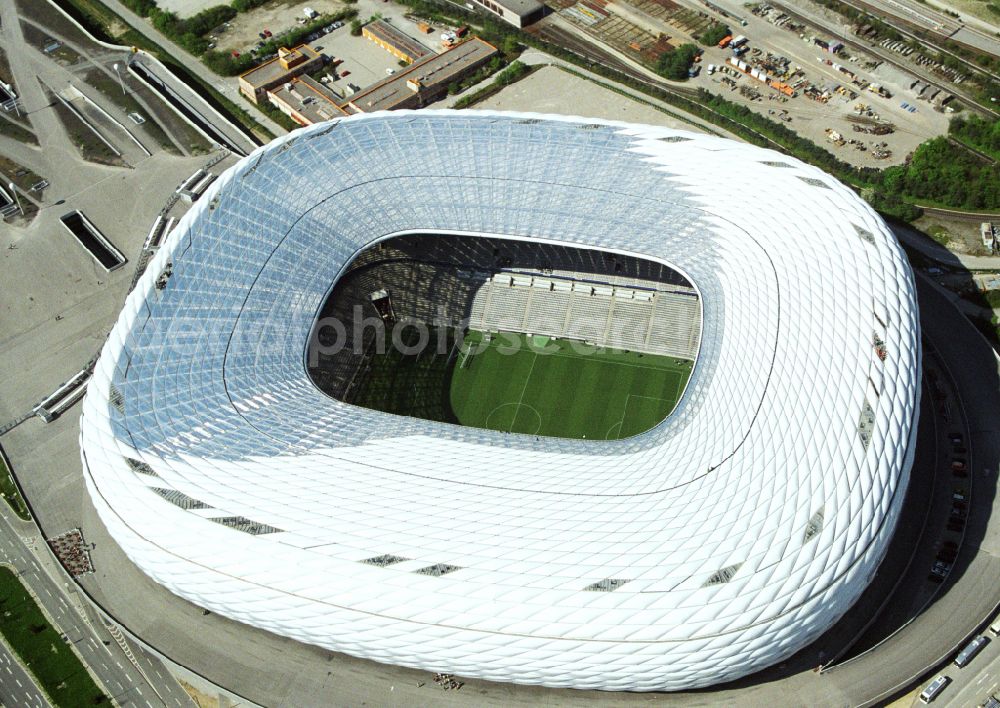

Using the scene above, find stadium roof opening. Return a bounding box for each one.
[307,233,701,440]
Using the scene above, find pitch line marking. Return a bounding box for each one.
[510,352,539,433]
[617,393,674,437]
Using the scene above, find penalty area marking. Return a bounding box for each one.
[485,402,543,435]
[617,394,674,437]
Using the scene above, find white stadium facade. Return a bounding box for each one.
[80,111,920,691]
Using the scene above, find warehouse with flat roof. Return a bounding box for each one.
[469,0,544,27]
[362,19,432,63]
[238,45,324,104]
[344,38,498,113]
[268,76,347,125]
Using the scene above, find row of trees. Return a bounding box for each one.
[120,0,235,54]
[447,56,506,95]
[120,0,356,76]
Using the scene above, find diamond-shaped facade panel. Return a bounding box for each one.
[79,111,920,691]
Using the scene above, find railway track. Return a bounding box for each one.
[837,0,1000,83]
[768,0,999,119]
[918,205,1000,222]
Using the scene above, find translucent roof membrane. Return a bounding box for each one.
[81,111,920,691]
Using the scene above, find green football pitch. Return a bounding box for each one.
[348,328,693,440]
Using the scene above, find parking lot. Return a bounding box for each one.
[320,24,434,94]
[210,0,349,55]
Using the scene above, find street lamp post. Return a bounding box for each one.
[113,63,126,95]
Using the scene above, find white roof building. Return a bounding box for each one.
[80,111,920,691]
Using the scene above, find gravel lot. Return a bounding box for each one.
[675,0,952,167]
[468,65,713,133]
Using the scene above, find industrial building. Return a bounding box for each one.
[467,0,544,27]
[267,76,347,125]
[342,38,498,113]
[263,38,498,124]
[361,19,432,64]
[238,45,324,104]
[81,111,919,692]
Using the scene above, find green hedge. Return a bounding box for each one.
[453,60,532,108]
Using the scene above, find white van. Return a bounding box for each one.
[919,675,949,703]
[990,619,1000,636]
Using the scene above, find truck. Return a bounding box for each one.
[303,6,319,19]
[730,35,748,49]
[717,34,733,48]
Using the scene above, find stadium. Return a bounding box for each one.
[80,111,920,691]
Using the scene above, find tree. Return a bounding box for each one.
[655,44,700,81]
[350,19,363,36]
[697,24,730,47]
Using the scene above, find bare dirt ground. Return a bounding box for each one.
[915,214,996,255]
[467,65,713,133]
[208,0,348,54]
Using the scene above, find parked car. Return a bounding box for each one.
[264,29,272,37]
[231,50,240,57]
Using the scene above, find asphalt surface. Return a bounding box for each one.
[0,505,195,707]
[2,1,1000,705]
[0,234,995,708]
[895,224,1000,271]
[940,627,1000,707]
[97,0,286,139]
[0,635,51,708]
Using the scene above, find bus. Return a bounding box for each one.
[954,635,989,668]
